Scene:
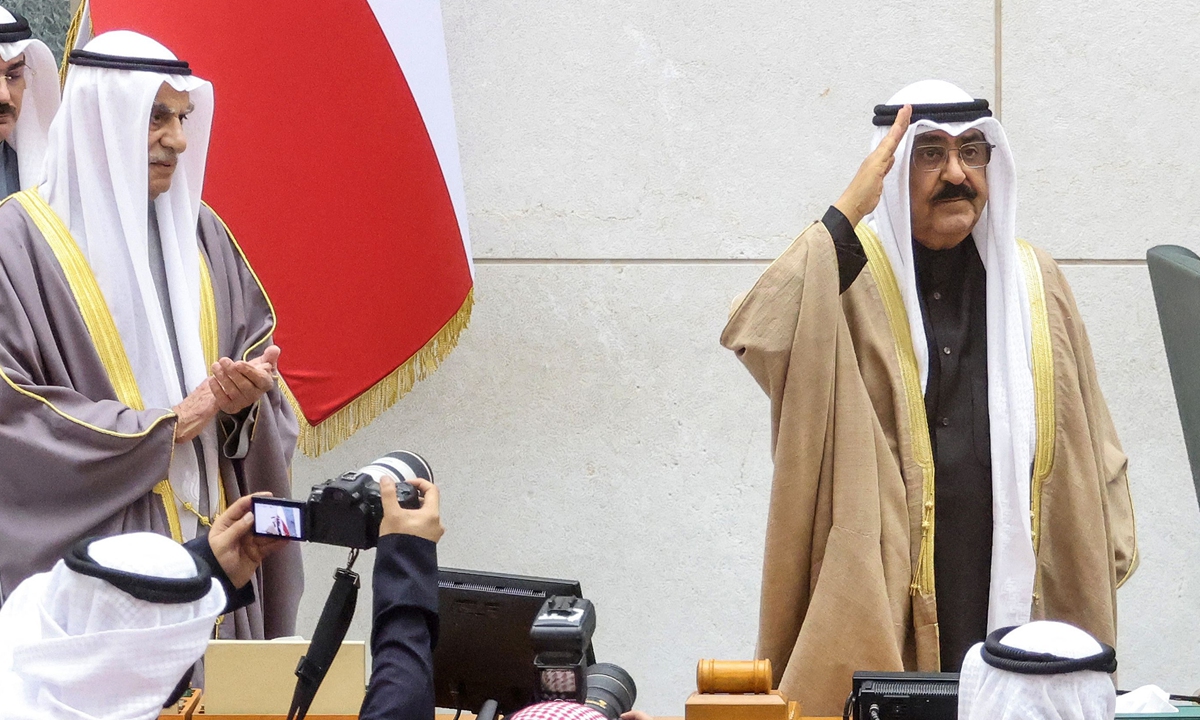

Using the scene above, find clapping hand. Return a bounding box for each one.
[208,345,280,415]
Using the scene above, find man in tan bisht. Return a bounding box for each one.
[721,79,1136,714]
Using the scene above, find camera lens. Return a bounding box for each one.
[584,663,636,720]
[357,451,434,485]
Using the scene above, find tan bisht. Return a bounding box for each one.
[720,221,1137,715]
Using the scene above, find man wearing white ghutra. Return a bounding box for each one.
[0,31,301,640]
[723,80,1136,713]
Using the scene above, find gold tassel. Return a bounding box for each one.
[855,222,938,598]
[282,288,474,457]
[910,494,936,596]
[60,0,87,87]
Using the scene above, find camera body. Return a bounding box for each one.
[305,467,422,549]
[529,596,636,720]
[252,451,432,549]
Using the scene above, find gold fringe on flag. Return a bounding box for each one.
[60,0,88,87]
[282,288,474,457]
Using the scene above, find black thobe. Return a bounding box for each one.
[823,206,992,672]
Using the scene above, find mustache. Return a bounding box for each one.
[149,150,177,165]
[0,103,15,117]
[931,182,978,203]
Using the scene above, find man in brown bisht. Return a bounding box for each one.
[721,79,1136,714]
[0,30,301,639]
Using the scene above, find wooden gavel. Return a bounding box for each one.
[696,659,774,694]
[687,659,798,720]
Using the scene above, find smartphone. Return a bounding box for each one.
[251,497,307,541]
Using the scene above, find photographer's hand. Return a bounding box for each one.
[208,345,280,415]
[208,492,286,588]
[379,477,443,543]
[621,713,655,720]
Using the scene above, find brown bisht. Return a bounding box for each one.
[720,221,1137,715]
[0,189,301,639]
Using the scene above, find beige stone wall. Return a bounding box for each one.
[293,1,1200,713]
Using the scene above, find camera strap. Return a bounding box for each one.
[287,551,361,720]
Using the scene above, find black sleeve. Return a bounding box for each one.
[359,533,440,720]
[183,535,256,615]
[821,205,868,294]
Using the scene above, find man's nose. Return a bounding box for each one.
[0,79,12,106]
[161,119,188,154]
[940,151,967,184]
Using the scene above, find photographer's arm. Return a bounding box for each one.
[184,493,286,614]
[360,478,444,720]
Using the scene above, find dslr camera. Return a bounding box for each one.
[251,451,432,549]
[529,596,636,719]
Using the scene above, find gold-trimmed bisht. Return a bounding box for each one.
[857,223,938,596]
[1016,240,1056,555]
[9,188,228,541]
[857,224,1056,596]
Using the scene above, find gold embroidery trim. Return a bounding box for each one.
[0,366,174,438]
[197,253,229,516]
[199,254,219,368]
[1017,240,1056,555]
[857,223,937,597]
[12,189,184,542]
[14,190,142,409]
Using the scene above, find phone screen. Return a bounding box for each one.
[251,497,306,541]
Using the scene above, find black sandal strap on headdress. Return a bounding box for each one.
[0,13,32,44]
[980,625,1118,675]
[873,99,992,126]
[68,49,191,75]
[64,535,213,604]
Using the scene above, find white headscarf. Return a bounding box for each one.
[0,533,226,719]
[958,622,1117,720]
[0,6,59,187]
[867,79,1036,631]
[43,31,217,538]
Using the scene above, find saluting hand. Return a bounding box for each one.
[833,104,912,227]
[208,345,280,415]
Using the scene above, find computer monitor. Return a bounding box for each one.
[433,568,593,715]
[1148,245,1200,498]
[852,672,959,720]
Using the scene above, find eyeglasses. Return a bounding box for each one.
[0,61,26,87]
[911,141,996,172]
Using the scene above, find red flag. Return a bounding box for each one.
[77,0,474,455]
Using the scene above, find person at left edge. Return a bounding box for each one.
[0,29,302,640]
[0,6,58,194]
[0,476,438,718]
